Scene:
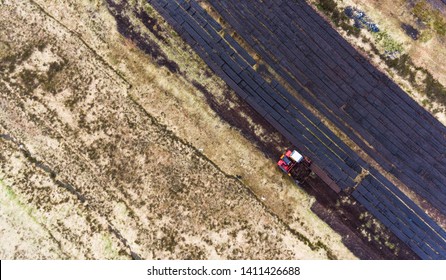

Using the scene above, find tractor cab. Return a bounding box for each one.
[277,149,303,175]
[277,149,312,182]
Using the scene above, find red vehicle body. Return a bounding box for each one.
[277,149,299,174]
[277,149,312,182]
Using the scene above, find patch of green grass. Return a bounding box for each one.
[0,178,36,221]
[101,234,120,259]
[143,3,154,16]
[413,1,446,37]
[372,31,404,53]
[1,179,17,201]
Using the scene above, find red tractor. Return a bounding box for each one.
[277,149,312,184]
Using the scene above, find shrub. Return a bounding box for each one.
[424,73,446,105]
[318,0,337,13]
[412,1,446,37]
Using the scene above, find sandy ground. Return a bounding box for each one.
[0,0,355,259]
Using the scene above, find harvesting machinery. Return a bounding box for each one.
[277,149,312,184]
